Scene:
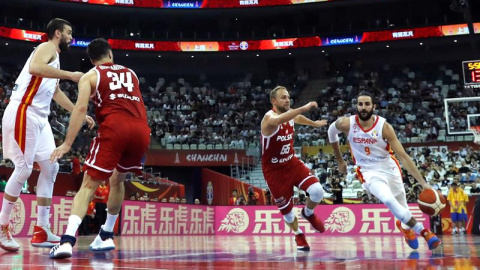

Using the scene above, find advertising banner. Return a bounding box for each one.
[215,204,430,235]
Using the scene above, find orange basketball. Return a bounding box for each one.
[417,189,447,216]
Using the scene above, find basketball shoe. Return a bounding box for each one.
[31,224,61,247]
[294,233,310,251]
[301,208,325,233]
[49,235,76,259]
[89,226,115,251]
[0,224,19,252]
[396,220,419,249]
[421,229,441,250]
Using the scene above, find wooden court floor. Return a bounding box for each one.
[0,234,479,269]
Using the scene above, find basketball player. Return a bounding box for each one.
[49,38,150,259]
[261,86,327,251]
[0,18,94,252]
[327,92,441,250]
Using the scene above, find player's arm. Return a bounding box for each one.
[261,102,317,135]
[383,122,431,189]
[29,42,84,82]
[53,83,95,130]
[267,102,318,127]
[328,117,350,174]
[294,114,327,128]
[50,72,95,163]
[53,85,74,112]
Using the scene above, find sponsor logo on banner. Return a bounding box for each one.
[218,208,249,233]
[239,41,249,50]
[323,35,360,46]
[324,207,355,233]
[392,31,414,38]
[71,38,91,47]
[135,42,155,49]
[239,0,259,6]
[165,0,202,8]
[228,42,240,50]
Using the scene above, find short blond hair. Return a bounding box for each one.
[270,86,286,102]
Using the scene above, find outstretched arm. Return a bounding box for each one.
[294,114,327,128]
[262,101,318,135]
[50,71,95,162]
[383,122,431,189]
[329,117,350,174]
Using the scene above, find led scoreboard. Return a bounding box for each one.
[463,60,480,86]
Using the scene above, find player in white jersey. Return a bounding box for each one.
[327,92,441,250]
[0,18,94,252]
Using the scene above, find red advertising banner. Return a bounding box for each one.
[0,193,215,237]
[145,150,252,166]
[1,24,479,51]
[0,26,47,42]
[56,0,345,9]
[2,193,430,237]
[215,204,430,235]
[361,26,443,43]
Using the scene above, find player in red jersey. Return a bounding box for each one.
[261,86,327,251]
[49,38,150,259]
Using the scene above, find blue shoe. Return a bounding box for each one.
[396,220,419,249]
[421,229,441,250]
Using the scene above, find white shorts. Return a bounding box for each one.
[2,101,55,168]
[359,157,405,197]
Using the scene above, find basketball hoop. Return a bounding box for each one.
[470,126,480,145]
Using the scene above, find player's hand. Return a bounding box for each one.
[50,143,71,163]
[69,71,85,82]
[338,160,347,174]
[302,101,318,112]
[85,115,96,130]
[313,120,327,127]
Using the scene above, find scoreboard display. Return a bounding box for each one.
[463,60,480,85]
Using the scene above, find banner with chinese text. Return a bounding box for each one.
[2,194,431,237]
[215,204,430,235]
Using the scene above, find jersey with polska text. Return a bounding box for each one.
[261,110,295,166]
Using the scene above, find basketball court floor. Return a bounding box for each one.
[1,234,479,269]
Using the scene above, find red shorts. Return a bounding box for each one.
[262,157,318,215]
[83,116,150,180]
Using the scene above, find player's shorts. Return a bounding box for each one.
[262,157,318,215]
[83,115,150,180]
[357,156,404,197]
[2,100,55,168]
[451,210,468,222]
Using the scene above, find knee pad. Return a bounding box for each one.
[283,209,296,224]
[306,182,324,203]
[36,161,59,198]
[5,165,33,197]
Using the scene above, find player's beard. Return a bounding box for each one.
[59,36,70,52]
[357,108,374,121]
[275,102,290,114]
